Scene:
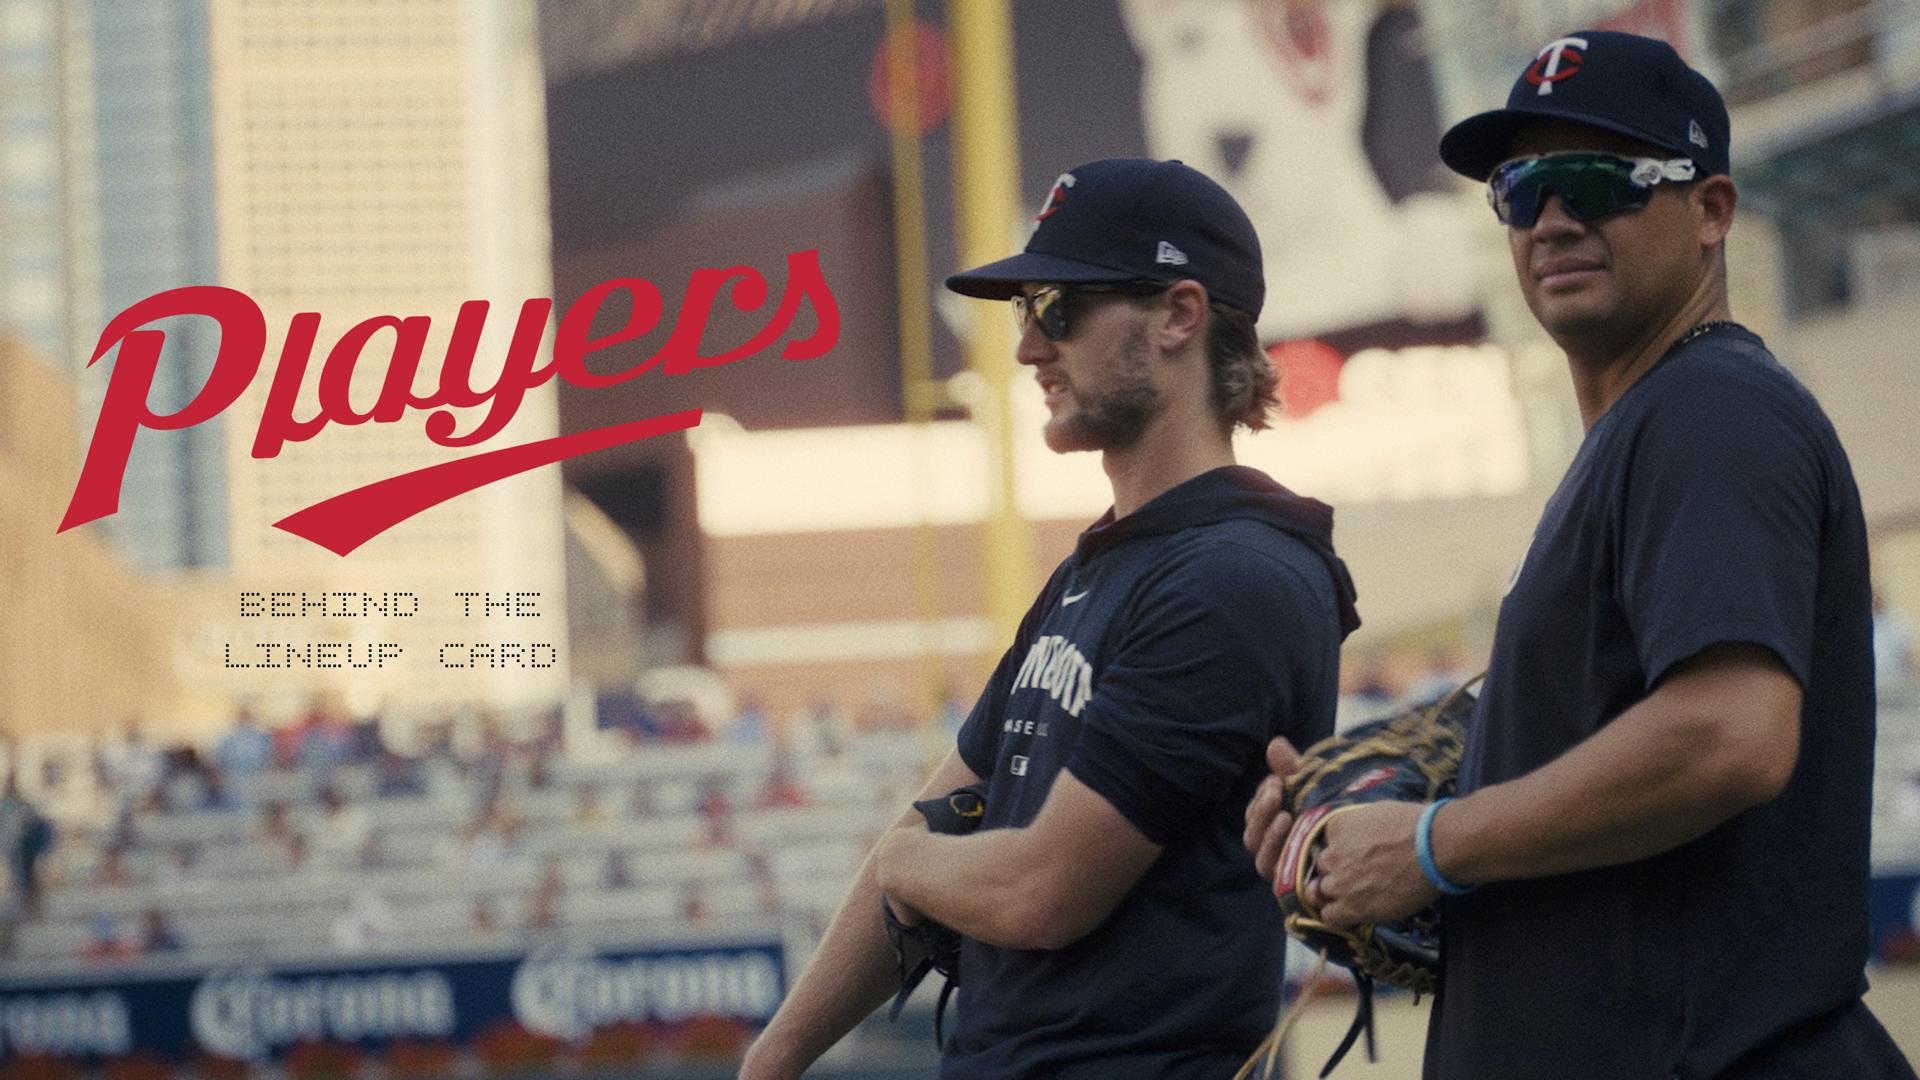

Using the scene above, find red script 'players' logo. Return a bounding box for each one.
[1524,35,1588,96]
[1035,172,1074,221]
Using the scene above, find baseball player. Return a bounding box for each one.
[741,158,1360,1079]
[1243,32,1916,1079]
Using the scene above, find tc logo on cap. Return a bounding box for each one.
[1035,173,1074,221]
[1526,35,1588,95]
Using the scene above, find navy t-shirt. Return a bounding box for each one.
[1427,327,1912,1079]
[945,466,1358,1080]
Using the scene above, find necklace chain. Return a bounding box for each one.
[1674,319,1740,349]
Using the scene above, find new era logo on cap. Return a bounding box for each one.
[1689,119,1709,148]
[1155,241,1188,266]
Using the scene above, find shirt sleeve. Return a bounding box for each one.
[1065,549,1328,846]
[1615,373,1826,689]
[956,641,1020,777]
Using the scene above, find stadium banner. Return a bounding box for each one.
[0,940,783,1072]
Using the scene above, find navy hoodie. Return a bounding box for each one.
[947,464,1360,1079]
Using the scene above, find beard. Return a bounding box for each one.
[1043,321,1160,453]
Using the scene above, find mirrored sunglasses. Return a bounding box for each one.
[1488,152,1697,228]
[1011,281,1170,342]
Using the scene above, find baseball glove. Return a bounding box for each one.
[1237,676,1480,1080]
[881,782,986,1048]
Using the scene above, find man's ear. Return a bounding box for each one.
[1158,280,1210,354]
[1695,174,1738,252]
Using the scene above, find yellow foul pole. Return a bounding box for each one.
[883,0,950,752]
[946,0,1033,651]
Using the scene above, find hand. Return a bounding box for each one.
[1243,737,1302,881]
[883,890,923,927]
[1303,801,1440,929]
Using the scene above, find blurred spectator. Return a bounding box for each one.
[526,857,565,930]
[527,750,554,792]
[420,724,468,809]
[528,710,564,785]
[1876,590,1915,690]
[153,842,200,897]
[801,698,848,760]
[697,780,734,848]
[680,882,711,926]
[374,749,425,798]
[140,909,183,953]
[215,707,274,810]
[95,842,138,887]
[313,785,372,869]
[103,803,138,860]
[627,779,658,818]
[332,892,398,953]
[82,914,137,963]
[746,850,779,917]
[731,695,771,746]
[292,706,355,782]
[453,802,527,872]
[97,721,165,813]
[286,831,310,870]
[160,746,223,812]
[754,749,810,811]
[469,896,499,935]
[347,716,385,763]
[0,773,54,916]
[601,849,634,890]
[466,712,512,798]
[257,800,305,867]
[359,827,390,869]
[574,783,607,827]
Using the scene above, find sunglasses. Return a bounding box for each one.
[1012,281,1170,342]
[1488,152,1697,228]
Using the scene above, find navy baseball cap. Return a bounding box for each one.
[1440,31,1730,182]
[945,158,1264,318]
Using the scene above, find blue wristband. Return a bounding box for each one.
[1416,797,1478,896]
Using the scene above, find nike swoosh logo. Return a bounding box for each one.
[1062,590,1090,606]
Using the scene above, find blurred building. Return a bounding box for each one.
[0,336,175,741]
[0,0,228,572]
[1709,0,1920,607]
[187,0,571,716]
[0,0,78,367]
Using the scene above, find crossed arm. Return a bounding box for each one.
[741,750,1161,1079]
[1244,642,1803,927]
